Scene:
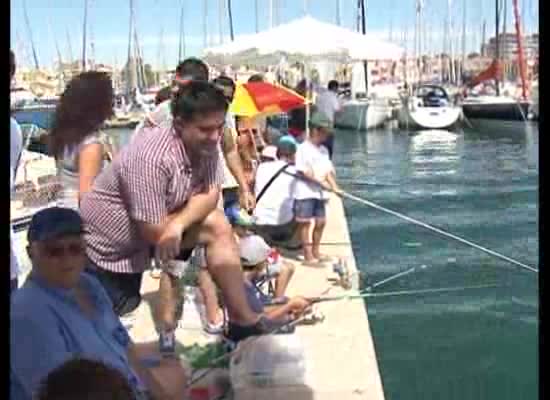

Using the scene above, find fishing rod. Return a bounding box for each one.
[308,283,502,303]
[282,170,538,274]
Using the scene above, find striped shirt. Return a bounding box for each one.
[80,121,224,274]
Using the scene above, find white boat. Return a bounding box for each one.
[397,84,462,131]
[461,95,534,134]
[334,98,392,131]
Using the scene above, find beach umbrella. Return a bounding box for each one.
[230,81,308,118]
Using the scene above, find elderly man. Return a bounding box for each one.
[80,81,274,351]
[10,207,188,400]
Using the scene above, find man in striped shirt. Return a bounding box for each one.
[81,81,270,345]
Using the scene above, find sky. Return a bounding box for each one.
[11,0,539,69]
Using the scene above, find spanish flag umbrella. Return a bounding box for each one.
[229,81,308,118]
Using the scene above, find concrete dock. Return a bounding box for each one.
[12,193,386,399]
[129,193,386,399]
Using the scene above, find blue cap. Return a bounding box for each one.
[27,207,86,243]
[276,135,297,154]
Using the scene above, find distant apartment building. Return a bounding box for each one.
[481,33,539,60]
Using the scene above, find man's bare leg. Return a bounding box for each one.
[198,269,223,325]
[182,209,260,326]
[312,219,327,259]
[157,272,179,332]
[274,261,295,298]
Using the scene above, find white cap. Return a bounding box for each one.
[239,235,271,267]
[260,145,278,160]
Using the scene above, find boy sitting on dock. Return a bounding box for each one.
[294,111,342,266]
[253,135,301,249]
[227,234,310,343]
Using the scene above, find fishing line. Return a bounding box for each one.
[282,170,538,274]
[364,264,428,291]
[309,283,502,303]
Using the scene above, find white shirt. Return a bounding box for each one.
[315,90,341,122]
[294,140,333,200]
[253,160,297,225]
[10,118,23,280]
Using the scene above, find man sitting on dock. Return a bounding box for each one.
[80,81,277,352]
[294,111,342,266]
[252,135,301,249]
[10,207,188,400]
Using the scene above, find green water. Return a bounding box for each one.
[333,126,538,400]
[110,125,538,399]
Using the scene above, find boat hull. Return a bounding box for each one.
[397,103,462,131]
[461,99,534,134]
[334,100,391,131]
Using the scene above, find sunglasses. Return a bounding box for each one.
[43,243,85,258]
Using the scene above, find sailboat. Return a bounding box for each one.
[333,0,392,131]
[396,1,462,131]
[461,0,535,134]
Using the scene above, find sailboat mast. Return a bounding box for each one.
[512,0,528,99]
[336,0,342,26]
[22,0,40,69]
[495,0,500,96]
[228,0,235,41]
[461,0,467,83]
[254,0,259,32]
[218,0,224,44]
[203,0,208,48]
[360,0,368,96]
[178,1,185,60]
[82,0,88,71]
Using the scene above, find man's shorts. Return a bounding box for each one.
[294,198,327,221]
[86,247,194,317]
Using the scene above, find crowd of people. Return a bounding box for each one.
[10,51,343,399]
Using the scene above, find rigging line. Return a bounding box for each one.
[282,170,538,274]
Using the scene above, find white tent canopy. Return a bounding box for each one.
[203,15,404,63]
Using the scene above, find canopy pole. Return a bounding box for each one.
[305,63,310,138]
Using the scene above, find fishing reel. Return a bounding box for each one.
[333,258,352,290]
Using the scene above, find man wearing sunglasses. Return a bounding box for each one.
[10,207,189,400]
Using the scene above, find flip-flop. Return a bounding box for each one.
[315,255,333,262]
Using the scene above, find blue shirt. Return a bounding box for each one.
[10,272,144,400]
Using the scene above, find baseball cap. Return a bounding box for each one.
[309,110,333,131]
[240,234,272,267]
[261,145,278,160]
[27,207,86,243]
[276,135,297,154]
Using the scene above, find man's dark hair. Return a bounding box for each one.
[213,75,236,92]
[175,57,209,81]
[171,80,228,121]
[10,50,16,80]
[247,74,264,83]
[328,80,339,91]
[35,357,136,400]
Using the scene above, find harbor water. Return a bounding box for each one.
[334,125,538,400]
[110,124,538,400]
